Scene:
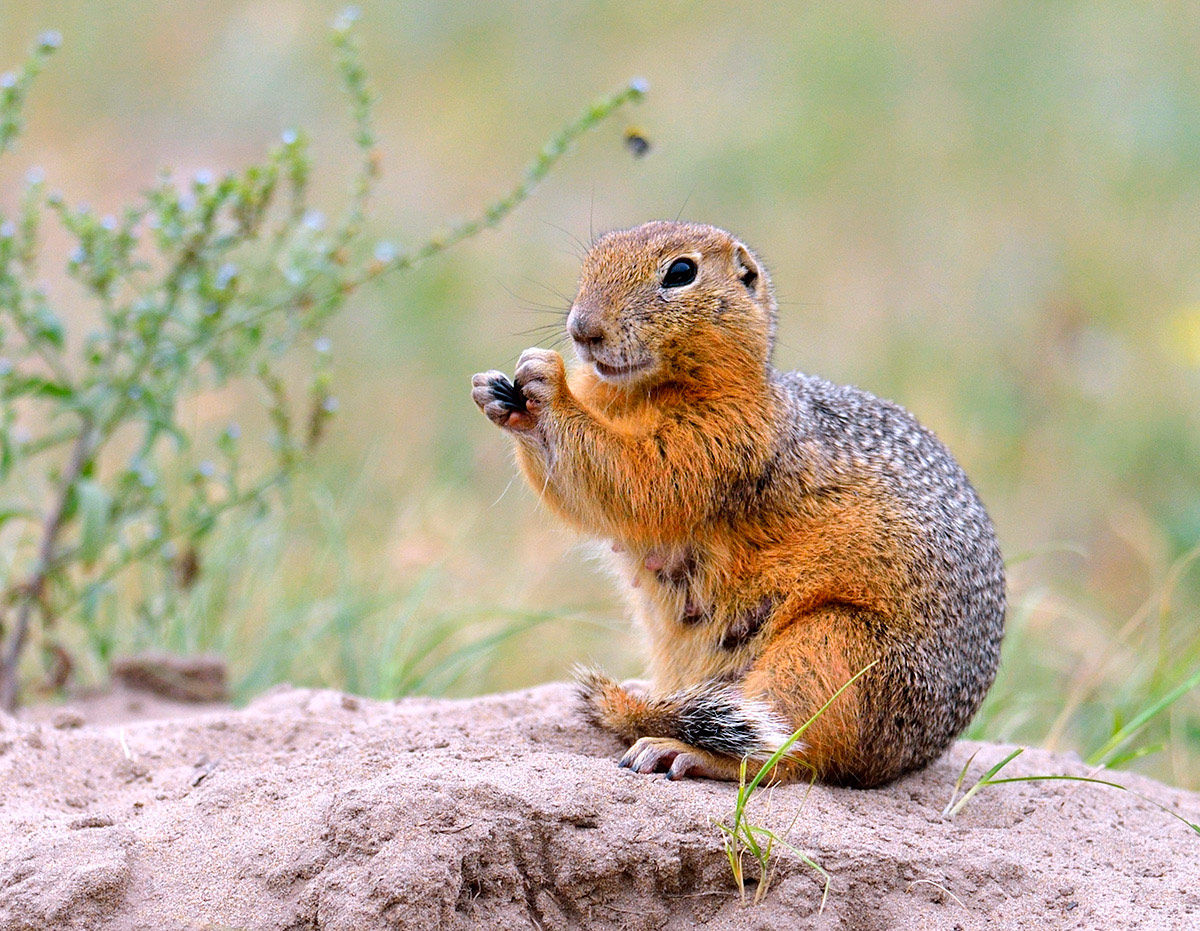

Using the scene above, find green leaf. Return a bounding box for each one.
[10,375,71,399]
[0,503,34,527]
[75,478,110,565]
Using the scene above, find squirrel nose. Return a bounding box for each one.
[567,309,605,346]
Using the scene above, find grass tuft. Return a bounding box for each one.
[943,746,1200,836]
[715,660,877,908]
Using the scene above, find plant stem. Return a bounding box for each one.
[0,418,93,711]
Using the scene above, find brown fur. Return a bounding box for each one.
[470,220,1006,788]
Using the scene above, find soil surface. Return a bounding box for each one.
[2,682,1197,930]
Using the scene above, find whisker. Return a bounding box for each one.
[510,322,567,339]
[495,280,570,315]
[589,184,596,245]
[538,219,588,258]
[502,334,573,367]
[522,276,575,307]
[675,184,697,222]
[511,302,570,316]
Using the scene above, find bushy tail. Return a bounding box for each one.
[574,667,798,761]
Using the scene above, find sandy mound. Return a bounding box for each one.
[2,683,1197,931]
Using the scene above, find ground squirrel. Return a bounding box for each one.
[470,220,1005,788]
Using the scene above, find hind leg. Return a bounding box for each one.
[741,605,881,785]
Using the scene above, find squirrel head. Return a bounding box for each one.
[567,220,776,389]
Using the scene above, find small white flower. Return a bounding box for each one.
[38,31,62,50]
[226,423,242,441]
[373,241,397,263]
[216,262,238,289]
[197,460,216,478]
[281,129,298,146]
[333,6,361,31]
[0,73,15,90]
[303,209,325,231]
[0,357,12,376]
[194,169,214,187]
[0,221,15,239]
[11,426,31,445]
[25,167,45,185]
[314,337,332,354]
[321,396,340,413]
[101,215,117,231]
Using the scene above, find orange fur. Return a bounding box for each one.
[472,221,1005,788]
[743,608,871,785]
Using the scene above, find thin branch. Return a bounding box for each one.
[0,417,93,711]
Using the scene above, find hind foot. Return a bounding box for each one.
[618,737,743,781]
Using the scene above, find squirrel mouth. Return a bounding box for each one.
[590,357,650,381]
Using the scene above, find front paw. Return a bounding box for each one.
[471,370,536,431]
[514,348,566,413]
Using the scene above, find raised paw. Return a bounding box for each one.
[514,347,566,412]
[470,369,536,431]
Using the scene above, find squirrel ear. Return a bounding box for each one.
[732,242,761,295]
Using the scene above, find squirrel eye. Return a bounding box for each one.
[662,258,697,288]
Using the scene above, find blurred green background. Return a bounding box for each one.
[3,1,1200,788]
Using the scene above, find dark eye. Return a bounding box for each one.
[662,258,697,288]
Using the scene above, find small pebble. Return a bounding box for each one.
[52,709,86,730]
[69,814,115,830]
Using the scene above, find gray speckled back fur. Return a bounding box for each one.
[777,371,1006,779]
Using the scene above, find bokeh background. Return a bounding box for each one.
[3,1,1200,788]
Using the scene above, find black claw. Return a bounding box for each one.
[489,375,527,413]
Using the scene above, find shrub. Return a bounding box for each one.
[0,15,644,709]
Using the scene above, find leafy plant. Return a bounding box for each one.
[0,15,645,710]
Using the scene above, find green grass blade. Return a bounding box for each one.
[944,747,1025,818]
[981,774,1200,836]
[945,747,982,813]
[1086,664,1200,768]
[743,659,879,798]
[404,613,554,695]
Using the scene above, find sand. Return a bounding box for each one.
[2,682,1197,930]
